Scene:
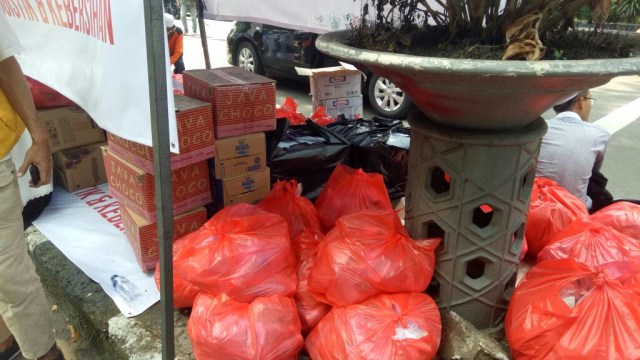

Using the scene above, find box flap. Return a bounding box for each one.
[174,94,212,112]
[102,146,146,176]
[53,167,70,190]
[295,65,362,76]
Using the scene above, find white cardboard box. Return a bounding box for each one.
[316,95,364,119]
[296,65,363,101]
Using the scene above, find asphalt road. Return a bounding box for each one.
[184,19,640,200]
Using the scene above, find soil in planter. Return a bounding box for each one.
[352,24,636,60]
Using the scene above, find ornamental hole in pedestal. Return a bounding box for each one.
[422,220,446,253]
[462,256,495,291]
[426,166,452,199]
[472,204,494,229]
[510,223,526,257]
[519,167,536,203]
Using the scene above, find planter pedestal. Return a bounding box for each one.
[315,28,640,330]
[404,112,547,328]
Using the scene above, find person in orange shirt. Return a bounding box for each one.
[164,13,185,74]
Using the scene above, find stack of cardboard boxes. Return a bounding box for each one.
[183,67,275,209]
[103,95,214,272]
[37,106,108,192]
[211,133,269,207]
[299,66,363,119]
[102,67,278,272]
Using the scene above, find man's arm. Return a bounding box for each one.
[170,33,184,64]
[592,129,611,173]
[0,56,51,187]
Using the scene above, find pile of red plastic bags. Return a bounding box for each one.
[507,177,640,359]
[155,165,443,359]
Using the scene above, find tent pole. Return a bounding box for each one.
[197,0,212,69]
[143,1,175,359]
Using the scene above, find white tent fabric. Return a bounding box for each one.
[201,0,364,33]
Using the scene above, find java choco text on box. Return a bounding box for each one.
[106,94,215,174]
[183,67,276,138]
[102,147,211,223]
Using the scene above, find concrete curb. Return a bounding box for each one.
[25,226,195,360]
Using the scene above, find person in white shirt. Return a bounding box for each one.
[536,89,610,210]
[0,10,64,360]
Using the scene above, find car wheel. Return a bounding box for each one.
[367,74,413,119]
[235,41,264,75]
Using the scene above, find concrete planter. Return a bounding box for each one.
[316,30,640,131]
[316,30,640,329]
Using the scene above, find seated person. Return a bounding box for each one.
[165,13,185,74]
[536,89,610,210]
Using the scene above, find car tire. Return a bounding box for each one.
[235,41,264,75]
[367,74,413,119]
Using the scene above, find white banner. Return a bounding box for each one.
[2,1,179,152]
[33,184,160,317]
[202,0,364,33]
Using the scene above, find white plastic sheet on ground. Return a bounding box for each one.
[33,184,159,317]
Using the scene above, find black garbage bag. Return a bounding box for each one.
[327,116,409,200]
[266,119,350,200]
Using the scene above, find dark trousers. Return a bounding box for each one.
[173,55,185,74]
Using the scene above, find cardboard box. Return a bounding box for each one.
[214,168,270,207]
[297,66,362,101]
[106,95,216,174]
[121,204,207,272]
[315,96,364,119]
[53,142,108,192]
[213,132,266,179]
[183,67,276,138]
[38,107,105,153]
[103,147,212,223]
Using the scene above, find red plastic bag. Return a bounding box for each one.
[505,259,640,360]
[525,177,588,256]
[293,230,330,334]
[591,201,640,241]
[154,235,201,308]
[520,235,528,261]
[315,164,393,232]
[308,210,440,307]
[291,228,324,260]
[309,106,335,126]
[26,76,75,109]
[275,97,307,125]
[259,180,322,239]
[176,204,297,302]
[294,237,331,335]
[538,219,640,267]
[171,74,184,95]
[306,293,441,360]
[188,293,304,360]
